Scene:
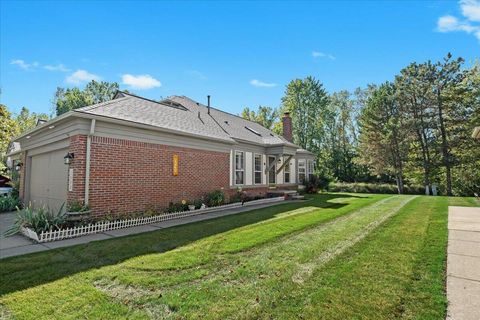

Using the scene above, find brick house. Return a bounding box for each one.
[7,92,315,216]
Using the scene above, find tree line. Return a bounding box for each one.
[242,54,479,196]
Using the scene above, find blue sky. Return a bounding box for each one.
[1,0,479,116]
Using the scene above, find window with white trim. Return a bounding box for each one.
[307,160,315,180]
[284,157,291,183]
[235,151,244,185]
[254,154,262,184]
[298,159,306,184]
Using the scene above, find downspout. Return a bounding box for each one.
[84,119,96,205]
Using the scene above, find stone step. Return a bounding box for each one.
[292,195,305,200]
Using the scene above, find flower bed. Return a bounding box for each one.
[20,196,285,243]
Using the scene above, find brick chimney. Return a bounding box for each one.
[282,112,293,142]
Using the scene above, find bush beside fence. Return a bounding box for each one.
[328,182,425,195]
[20,196,285,243]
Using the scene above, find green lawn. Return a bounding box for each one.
[0,193,477,319]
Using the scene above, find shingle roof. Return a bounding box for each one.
[74,92,235,143]
[166,96,299,147]
[74,91,303,149]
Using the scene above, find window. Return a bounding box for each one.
[254,154,262,184]
[268,156,276,184]
[298,159,306,184]
[284,157,291,183]
[235,151,244,185]
[307,160,315,180]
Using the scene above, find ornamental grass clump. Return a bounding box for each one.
[4,204,66,236]
[0,195,21,213]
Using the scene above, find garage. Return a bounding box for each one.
[29,148,69,213]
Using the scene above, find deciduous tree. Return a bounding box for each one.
[54,80,119,115]
[240,106,278,130]
[281,76,329,153]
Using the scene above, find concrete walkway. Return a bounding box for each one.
[0,201,293,260]
[447,206,480,320]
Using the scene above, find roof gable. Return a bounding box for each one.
[74,92,234,143]
[167,96,298,147]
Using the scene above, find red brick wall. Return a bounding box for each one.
[67,135,87,205]
[66,135,299,217]
[87,136,230,216]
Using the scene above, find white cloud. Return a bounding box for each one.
[438,15,477,32]
[44,64,70,72]
[10,59,39,70]
[437,0,480,40]
[11,60,72,72]
[66,69,100,84]
[250,79,277,88]
[461,0,480,21]
[121,74,161,89]
[312,51,336,60]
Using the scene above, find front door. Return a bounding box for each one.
[268,156,276,184]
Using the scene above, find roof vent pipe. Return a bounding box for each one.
[207,95,211,114]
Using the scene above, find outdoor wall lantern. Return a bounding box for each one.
[15,162,23,171]
[64,152,75,165]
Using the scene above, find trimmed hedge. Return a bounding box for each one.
[328,182,425,195]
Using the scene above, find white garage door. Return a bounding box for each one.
[29,148,69,213]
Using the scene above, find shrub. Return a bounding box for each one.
[303,175,331,194]
[5,204,66,236]
[0,195,21,213]
[165,201,189,213]
[328,182,425,195]
[193,199,204,209]
[233,190,251,203]
[204,190,225,207]
[66,200,89,212]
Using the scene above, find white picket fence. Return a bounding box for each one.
[21,196,285,243]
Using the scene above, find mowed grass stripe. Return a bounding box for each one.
[0,193,382,296]
[400,196,477,319]
[292,195,417,284]
[118,194,389,272]
[0,194,387,319]
[96,195,414,319]
[289,196,448,320]
[1,194,466,319]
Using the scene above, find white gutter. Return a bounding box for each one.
[12,111,75,141]
[84,119,96,205]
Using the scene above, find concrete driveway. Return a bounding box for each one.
[447,206,480,320]
[0,211,50,258]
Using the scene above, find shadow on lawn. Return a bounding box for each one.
[0,193,365,295]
